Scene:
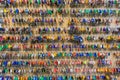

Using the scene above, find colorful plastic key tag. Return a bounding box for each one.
[23,0,28,4]
[26,76,31,80]
[29,0,32,4]
[14,8,19,14]
[32,76,38,80]
[51,0,55,4]
[7,0,11,5]
[92,75,96,80]
[37,0,41,5]
[14,76,18,80]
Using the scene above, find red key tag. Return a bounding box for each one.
[24,0,28,4]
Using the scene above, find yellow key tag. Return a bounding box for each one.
[3,9,7,13]
[54,52,57,57]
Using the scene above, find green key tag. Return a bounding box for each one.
[89,52,92,57]
[107,9,110,15]
[87,36,91,41]
[39,76,44,80]
[92,45,94,49]
[112,10,116,15]
[58,8,62,13]
[114,0,117,4]
[84,9,87,14]
[95,9,98,14]
[58,52,62,57]
[28,54,31,59]
[14,76,18,80]
[4,68,8,73]
[92,75,96,80]
[28,76,32,80]
[47,10,53,15]
[79,10,82,13]
[52,0,55,3]
[118,44,120,49]
[37,0,41,4]
[0,45,3,51]
[46,44,48,49]
[29,0,32,4]
[4,44,8,49]
[86,9,89,14]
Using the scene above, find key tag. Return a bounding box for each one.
[45,27,49,33]
[47,9,53,16]
[40,76,44,80]
[83,60,87,65]
[32,76,38,80]
[10,0,14,4]
[87,35,91,41]
[91,44,94,50]
[43,76,48,80]
[25,8,29,15]
[4,68,8,74]
[28,0,32,5]
[82,18,87,25]
[107,9,110,16]
[53,68,58,73]
[95,9,98,16]
[91,18,95,25]
[80,52,84,58]
[6,76,12,80]
[86,76,90,80]
[110,9,113,16]
[14,76,19,80]
[76,52,79,58]
[51,0,55,5]
[84,9,89,16]
[2,61,8,67]
[50,18,53,25]
[117,44,120,49]
[15,8,19,15]
[62,52,66,58]
[12,18,15,24]
[67,52,71,57]
[101,75,106,80]
[3,8,7,17]
[81,75,85,80]
[23,0,28,4]
[0,76,4,80]
[113,0,117,5]
[92,75,96,80]
[89,52,92,58]
[37,0,41,5]
[7,0,11,6]
[7,61,10,67]
[104,9,108,16]
[27,76,32,80]
[86,52,90,58]
[98,9,102,16]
